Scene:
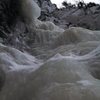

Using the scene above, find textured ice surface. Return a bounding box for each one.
[0,44,42,72]
[0,0,100,100]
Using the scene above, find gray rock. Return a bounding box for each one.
[0,68,5,91]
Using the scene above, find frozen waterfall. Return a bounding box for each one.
[0,0,100,100]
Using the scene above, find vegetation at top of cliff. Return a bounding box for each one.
[62,0,100,9]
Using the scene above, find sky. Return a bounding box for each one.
[51,0,100,8]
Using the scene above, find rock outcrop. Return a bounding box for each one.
[37,0,100,30]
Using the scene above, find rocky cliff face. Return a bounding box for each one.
[37,0,100,30]
[34,0,57,11]
[35,0,58,22]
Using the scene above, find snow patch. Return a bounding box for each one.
[77,80,93,86]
